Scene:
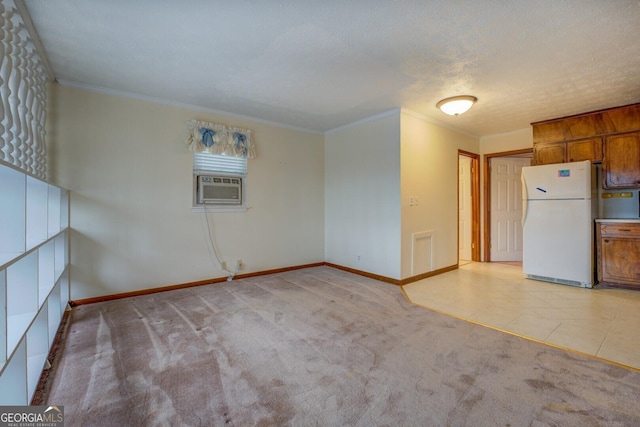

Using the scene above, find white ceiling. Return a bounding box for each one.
[22,0,640,136]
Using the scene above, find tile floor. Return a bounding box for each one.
[403,262,640,371]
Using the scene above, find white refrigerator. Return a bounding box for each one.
[521,160,597,288]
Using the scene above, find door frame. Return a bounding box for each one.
[483,148,533,262]
[458,150,480,262]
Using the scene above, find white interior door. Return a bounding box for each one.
[490,157,531,261]
[459,157,472,261]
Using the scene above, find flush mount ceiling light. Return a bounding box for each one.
[436,95,477,116]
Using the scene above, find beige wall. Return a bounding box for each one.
[479,128,532,156]
[47,84,325,300]
[324,112,402,278]
[46,82,535,298]
[325,109,481,281]
[400,110,479,277]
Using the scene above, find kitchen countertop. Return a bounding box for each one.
[595,218,640,223]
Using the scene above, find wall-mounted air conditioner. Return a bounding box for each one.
[197,175,242,205]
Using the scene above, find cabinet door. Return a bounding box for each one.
[603,132,640,188]
[599,237,640,286]
[567,137,602,163]
[533,142,566,165]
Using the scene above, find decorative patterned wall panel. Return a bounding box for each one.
[0,0,48,179]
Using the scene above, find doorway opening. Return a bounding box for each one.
[458,150,480,264]
[483,149,533,263]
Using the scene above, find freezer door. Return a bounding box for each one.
[522,160,592,201]
[522,198,594,287]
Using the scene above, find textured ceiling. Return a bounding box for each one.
[22,0,640,136]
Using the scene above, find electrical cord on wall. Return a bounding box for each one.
[202,210,235,281]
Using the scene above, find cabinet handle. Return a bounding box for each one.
[619,229,631,232]
[604,239,610,243]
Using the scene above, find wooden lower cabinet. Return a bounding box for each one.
[597,221,640,288]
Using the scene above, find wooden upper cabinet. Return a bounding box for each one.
[601,104,640,134]
[603,131,640,189]
[532,103,640,168]
[532,104,640,144]
[532,111,603,144]
[563,113,603,141]
[567,137,603,163]
[533,142,566,165]
[532,137,602,165]
[532,121,565,144]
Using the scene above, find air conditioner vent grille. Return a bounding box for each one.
[197,175,242,205]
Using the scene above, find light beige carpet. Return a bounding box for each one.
[42,266,640,426]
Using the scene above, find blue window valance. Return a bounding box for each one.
[186,119,256,159]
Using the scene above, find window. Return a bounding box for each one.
[193,152,247,210]
[185,119,255,211]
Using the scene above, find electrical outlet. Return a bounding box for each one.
[237,259,244,270]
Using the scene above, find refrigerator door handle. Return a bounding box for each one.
[521,176,528,227]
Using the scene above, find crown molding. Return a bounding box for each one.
[400,108,480,139]
[55,79,324,135]
[324,108,402,135]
